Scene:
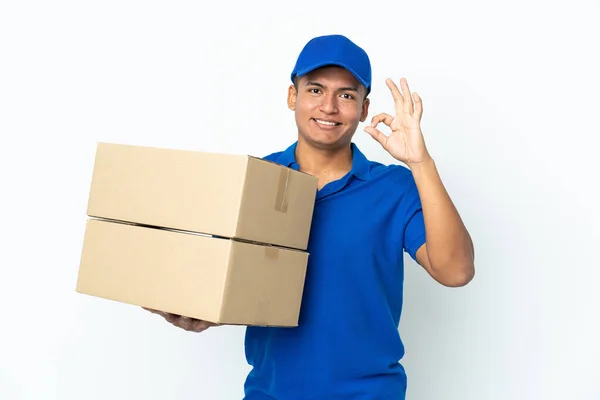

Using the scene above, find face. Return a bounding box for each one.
[287,66,370,151]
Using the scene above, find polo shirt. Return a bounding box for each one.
[243,141,427,400]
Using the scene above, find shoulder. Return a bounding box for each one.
[261,151,284,162]
[364,159,422,214]
[259,143,297,166]
[370,160,416,188]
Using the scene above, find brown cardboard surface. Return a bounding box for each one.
[76,219,308,327]
[86,142,317,250]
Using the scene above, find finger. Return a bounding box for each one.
[143,307,173,320]
[400,78,414,115]
[180,316,206,331]
[147,308,171,319]
[164,313,182,324]
[191,320,211,332]
[385,78,404,114]
[363,126,388,148]
[370,113,394,128]
[412,92,423,120]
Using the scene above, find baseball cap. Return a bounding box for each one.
[290,34,372,93]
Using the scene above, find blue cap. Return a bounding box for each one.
[291,34,372,92]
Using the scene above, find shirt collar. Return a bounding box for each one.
[275,141,372,181]
[275,142,300,169]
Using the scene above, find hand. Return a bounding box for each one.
[143,307,218,333]
[364,78,431,167]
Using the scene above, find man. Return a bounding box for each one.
[148,34,475,399]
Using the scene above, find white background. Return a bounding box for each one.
[1,1,599,399]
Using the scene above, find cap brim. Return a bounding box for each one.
[293,61,370,90]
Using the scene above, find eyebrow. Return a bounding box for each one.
[304,81,359,92]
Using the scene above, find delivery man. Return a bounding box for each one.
[146,34,475,400]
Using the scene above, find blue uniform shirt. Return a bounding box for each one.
[243,141,427,400]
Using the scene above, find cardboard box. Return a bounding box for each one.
[76,219,308,327]
[86,142,318,250]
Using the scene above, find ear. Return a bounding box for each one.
[359,98,370,122]
[287,84,297,111]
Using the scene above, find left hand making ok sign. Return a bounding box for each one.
[364,78,431,167]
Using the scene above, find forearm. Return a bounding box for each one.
[410,157,475,284]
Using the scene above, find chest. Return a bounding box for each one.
[307,181,406,269]
[299,183,408,312]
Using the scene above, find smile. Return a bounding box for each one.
[312,118,341,127]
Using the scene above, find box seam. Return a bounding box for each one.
[234,158,251,241]
[218,240,235,324]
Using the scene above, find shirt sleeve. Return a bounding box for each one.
[402,178,427,261]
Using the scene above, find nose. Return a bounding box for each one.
[319,93,338,114]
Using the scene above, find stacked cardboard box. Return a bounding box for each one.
[76,142,318,327]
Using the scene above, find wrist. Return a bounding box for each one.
[407,155,435,174]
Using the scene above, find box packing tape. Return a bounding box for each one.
[275,167,291,213]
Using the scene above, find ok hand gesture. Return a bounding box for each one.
[364,78,431,167]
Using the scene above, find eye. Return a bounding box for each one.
[308,88,321,94]
[341,93,355,100]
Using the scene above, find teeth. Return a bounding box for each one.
[315,119,338,126]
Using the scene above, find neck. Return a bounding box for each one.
[295,139,353,179]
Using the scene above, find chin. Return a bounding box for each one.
[303,132,351,150]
